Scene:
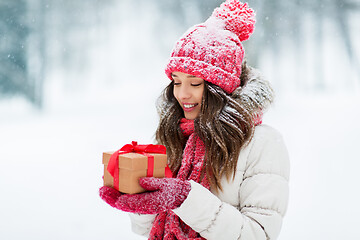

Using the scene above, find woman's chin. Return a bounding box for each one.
[184,112,198,120]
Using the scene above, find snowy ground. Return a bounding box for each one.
[266,92,360,240]
[1,85,359,239]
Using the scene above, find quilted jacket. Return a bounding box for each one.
[129,124,290,239]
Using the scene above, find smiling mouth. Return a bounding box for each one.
[183,103,198,112]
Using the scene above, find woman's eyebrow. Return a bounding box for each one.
[171,74,200,79]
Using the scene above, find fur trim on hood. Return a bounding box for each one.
[232,65,274,116]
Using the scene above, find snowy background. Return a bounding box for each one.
[1,0,360,239]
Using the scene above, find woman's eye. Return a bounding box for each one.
[174,82,181,86]
[191,83,202,87]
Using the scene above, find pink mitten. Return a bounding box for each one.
[115,177,191,214]
[99,186,122,208]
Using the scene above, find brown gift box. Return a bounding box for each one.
[102,151,168,194]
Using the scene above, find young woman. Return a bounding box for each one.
[100,1,290,239]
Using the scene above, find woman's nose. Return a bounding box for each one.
[178,86,191,99]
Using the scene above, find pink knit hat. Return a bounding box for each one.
[165,0,255,94]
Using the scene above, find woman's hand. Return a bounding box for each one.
[99,177,191,214]
[99,185,123,208]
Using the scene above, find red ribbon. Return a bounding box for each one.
[107,141,171,191]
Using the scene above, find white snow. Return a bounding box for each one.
[265,92,360,240]
[1,86,359,240]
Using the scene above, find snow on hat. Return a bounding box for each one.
[165,0,255,94]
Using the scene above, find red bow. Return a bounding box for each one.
[107,141,171,191]
[118,141,166,155]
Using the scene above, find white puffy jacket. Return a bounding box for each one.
[129,124,290,240]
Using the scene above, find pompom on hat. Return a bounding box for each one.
[165,0,255,94]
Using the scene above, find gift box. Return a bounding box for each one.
[102,141,170,194]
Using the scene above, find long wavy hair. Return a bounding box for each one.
[155,62,272,191]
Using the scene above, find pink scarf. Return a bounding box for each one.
[148,118,209,240]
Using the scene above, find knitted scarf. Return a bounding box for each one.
[148,118,209,240]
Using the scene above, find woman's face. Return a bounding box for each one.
[172,71,204,120]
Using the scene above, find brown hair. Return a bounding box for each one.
[155,62,256,191]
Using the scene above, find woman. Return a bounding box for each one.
[100,1,290,239]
